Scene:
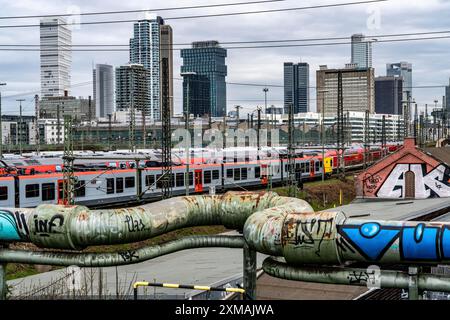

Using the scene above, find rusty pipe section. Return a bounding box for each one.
[245,209,450,266]
[0,192,312,250]
[0,236,244,267]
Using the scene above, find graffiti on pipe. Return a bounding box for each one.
[33,214,64,237]
[0,210,29,241]
[124,215,148,233]
[376,164,450,198]
[283,217,334,257]
[338,222,450,262]
[118,250,139,262]
[347,270,376,285]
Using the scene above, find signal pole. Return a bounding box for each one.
[235,105,242,129]
[263,88,269,128]
[62,115,74,205]
[16,99,25,156]
[142,110,146,149]
[34,95,40,155]
[287,103,296,197]
[161,58,172,199]
[108,114,112,151]
[0,83,6,158]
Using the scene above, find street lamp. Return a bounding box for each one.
[317,89,329,182]
[181,71,197,196]
[0,83,6,159]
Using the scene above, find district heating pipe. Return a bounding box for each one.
[263,257,450,294]
[0,235,245,267]
[2,191,450,266]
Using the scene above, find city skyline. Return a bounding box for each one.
[0,0,449,117]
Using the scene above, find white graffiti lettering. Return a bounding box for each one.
[377,164,450,198]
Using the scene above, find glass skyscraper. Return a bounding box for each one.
[375,76,403,115]
[40,18,71,99]
[129,17,173,120]
[284,62,310,113]
[387,62,413,101]
[181,41,227,117]
[351,34,372,69]
[93,64,114,119]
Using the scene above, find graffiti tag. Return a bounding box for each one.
[119,250,139,262]
[283,218,334,257]
[33,214,64,237]
[124,215,147,233]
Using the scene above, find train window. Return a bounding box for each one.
[241,168,248,180]
[156,175,163,189]
[125,177,135,188]
[315,162,320,172]
[204,171,212,184]
[116,178,124,194]
[305,163,310,173]
[227,169,233,178]
[106,178,115,194]
[189,172,194,186]
[255,167,261,178]
[212,170,220,180]
[296,163,300,170]
[170,174,175,188]
[145,175,155,187]
[42,183,55,201]
[25,184,40,198]
[176,173,184,187]
[234,168,241,181]
[301,162,305,172]
[0,186,7,201]
[75,181,86,197]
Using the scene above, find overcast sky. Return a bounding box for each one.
[0,0,449,116]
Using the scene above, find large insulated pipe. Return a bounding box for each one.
[3,191,450,266]
[244,209,450,265]
[0,236,244,267]
[263,257,450,293]
[0,192,313,250]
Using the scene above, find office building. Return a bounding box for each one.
[93,64,114,119]
[351,34,372,69]
[129,17,173,119]
[181,41,227,117]
[316,64,375,115]
[387,62,413,101]
[183,74,211,117]
[375,76,403,115]
[115,64,150,113]
[40,17,72,99]
[39,95,92,121]
[284,62,310,113]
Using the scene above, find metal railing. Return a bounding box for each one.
[133,281,246,300]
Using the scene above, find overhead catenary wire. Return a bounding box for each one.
[4,34,450,52]
[0,0,287,20]
[0,0,388,28]
[7,29,450,48]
